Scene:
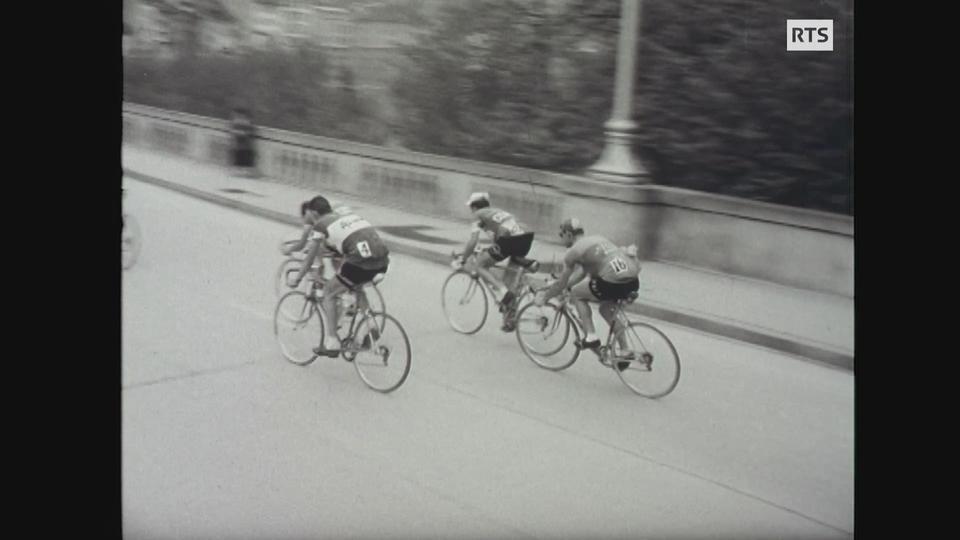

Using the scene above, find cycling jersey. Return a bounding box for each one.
[311,211,389,270]
[563,235,639,283]
[471,207,527,240]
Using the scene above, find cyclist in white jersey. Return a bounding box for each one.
[289,196,390,356]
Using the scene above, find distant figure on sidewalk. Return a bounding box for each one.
[230,107,258,178]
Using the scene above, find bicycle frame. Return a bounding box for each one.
[455,251,538,302]
[284,254,340,290]
[341,287,372,334]
[552,294,634,364]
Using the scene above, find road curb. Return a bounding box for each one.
[125,169,854,371]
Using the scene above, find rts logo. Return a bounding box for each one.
[786,19,834,51]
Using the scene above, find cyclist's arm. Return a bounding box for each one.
[461,228,481,262]
[567,265,588,287]
[292,235,325,285]
[542,262,579,301]
[282,225,313,255]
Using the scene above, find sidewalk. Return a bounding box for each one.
[122,145,855,370]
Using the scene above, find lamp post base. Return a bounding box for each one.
[587,121,651,184]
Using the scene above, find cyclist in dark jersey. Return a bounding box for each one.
[289,196,390,356]
[535,218,640,366]
[455,192,540,331]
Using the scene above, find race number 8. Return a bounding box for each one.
[609,257,628,273]
[357,240,372,258]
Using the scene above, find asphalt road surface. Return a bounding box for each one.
[122,179,854,539]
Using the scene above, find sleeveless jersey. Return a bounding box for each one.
[471,207,527,240]
[563,235,639,282]
[311,212,389,269]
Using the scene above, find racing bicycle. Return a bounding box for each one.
[273,271,411,393]
[441,246,541,334]
[514,289,680,398]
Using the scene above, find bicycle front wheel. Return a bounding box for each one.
[121,214,141,270]
[274,291,325,366]
[612,321,681,398]
[441,271,488,334]
[351,312,411,393]
[515,302,580,371]
[274,257,319,298]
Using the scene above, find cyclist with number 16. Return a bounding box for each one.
[534,218,640,367]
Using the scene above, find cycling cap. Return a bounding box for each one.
[560,217,583,234]
[465,192,490,207]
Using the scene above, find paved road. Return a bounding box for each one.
[122,179,854,539]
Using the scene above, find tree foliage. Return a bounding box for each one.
[391,0,853,214]
[123,47,388,144]
[138,0,235,57]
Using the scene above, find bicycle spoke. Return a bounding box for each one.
[274,291,324,366]
[442,272,488,334]
[613,321,681,398]
[515,302,578,370]
[353,313,411,392]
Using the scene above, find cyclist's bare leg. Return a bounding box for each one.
[354,287,369,312]
[570,280,600,343]
[319,276,348,349]
[599,301,629,349]
[470,251,509,302]
[503,261,521,295]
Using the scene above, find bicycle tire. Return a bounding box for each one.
[515,301,580,371]
[274,257,321,297]
[365,283,387,330]
[274,257,301,297]
[274,290,325,366]
[351,312,411,393]
[121,214,141,270]
[612,321,681,398]
[441,271,488,334]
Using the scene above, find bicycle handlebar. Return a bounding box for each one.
[450,245,485,259]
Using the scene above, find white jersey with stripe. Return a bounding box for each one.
[310,214,368,252]
[310,211,389,269]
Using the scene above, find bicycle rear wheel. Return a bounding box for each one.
[515,302,580,371]
[274,291,325,366]
[364,284,386,329]
[441,271,488,334]
[351,312,411,393]
[121,214,141,270]
[611,321,681,398]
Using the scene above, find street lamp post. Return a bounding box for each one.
[587,0,651,184]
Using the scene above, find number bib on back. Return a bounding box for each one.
[474,207,525,239]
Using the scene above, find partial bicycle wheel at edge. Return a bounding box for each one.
[441,271,488,334]
[363,284,387,331]
[612,321,680,398]
[121,215,141,270]
[351,312,411,393]
[274,257,302,297]
[274,290,325,366]
[515,302,580,371]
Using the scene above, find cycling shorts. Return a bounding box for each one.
[588,277,639,302]
[487,232,534,262]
